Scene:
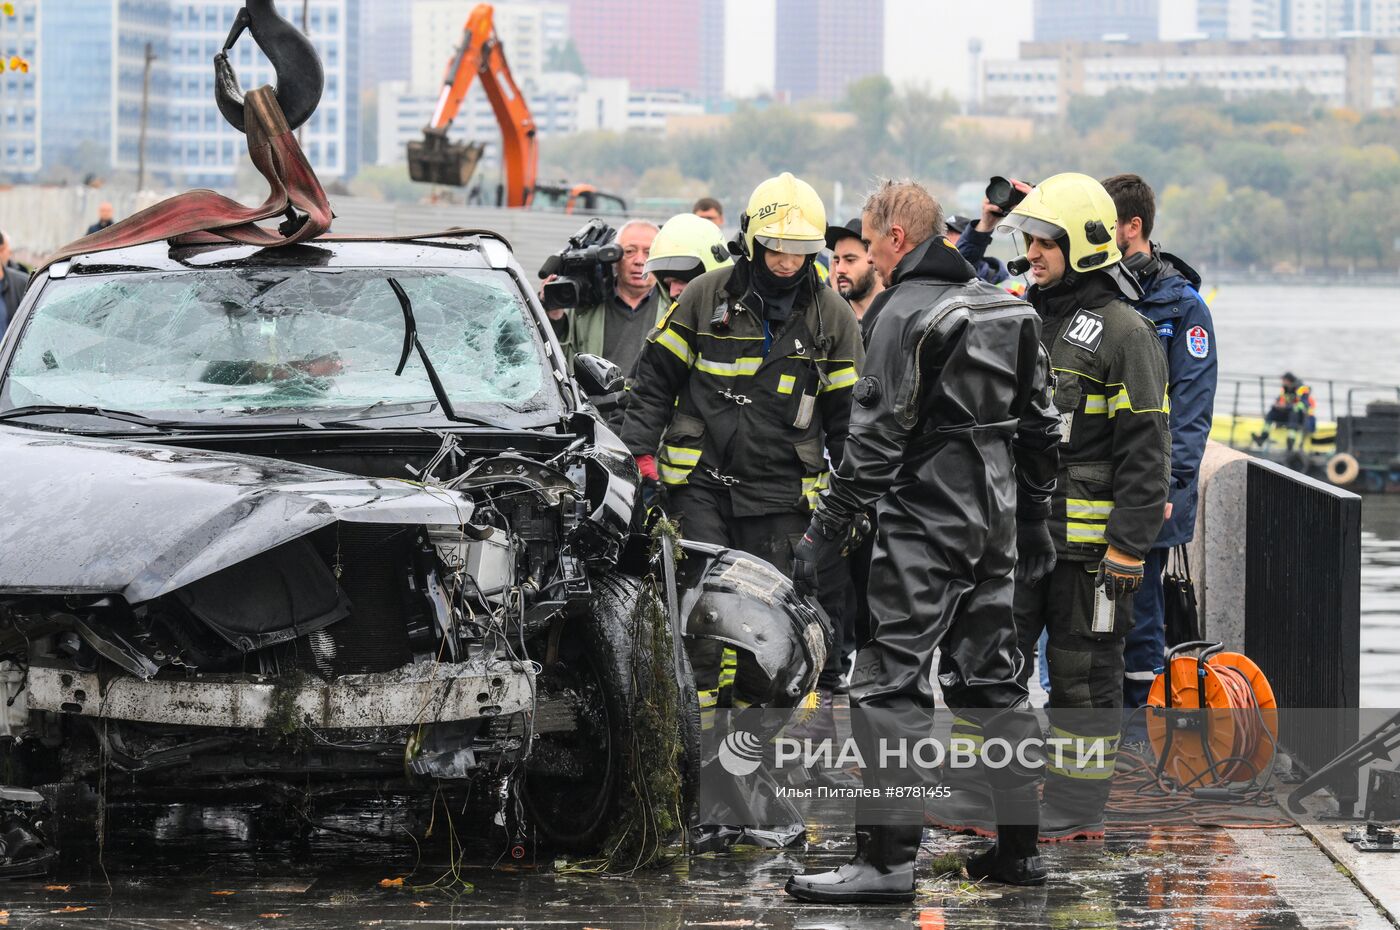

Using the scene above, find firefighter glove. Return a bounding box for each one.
[635,454,660,482]
[793,518,843,599]
[635,455,661,511]
[1096,548,1145,599]
[1016,520,1057,584]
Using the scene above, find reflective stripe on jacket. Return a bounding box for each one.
[1032,273,1171,561]
[620,260,863,518]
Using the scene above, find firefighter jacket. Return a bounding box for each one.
[1029,270,1171,562]
[813,236,1059,540]
[620,258,863,518]
[1126,247,1217,548]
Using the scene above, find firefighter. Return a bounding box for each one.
[783,179,1061,903]
[621,173,863,849]
[1004,173,1170,841]
[645,213,733,304]
[621,172,862,576]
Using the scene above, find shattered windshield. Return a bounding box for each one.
[0,267,559,424]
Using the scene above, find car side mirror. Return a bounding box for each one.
[574,353,624,398]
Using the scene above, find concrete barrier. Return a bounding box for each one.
[1192,440,1252,649]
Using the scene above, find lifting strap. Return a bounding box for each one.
[41,85,332,273]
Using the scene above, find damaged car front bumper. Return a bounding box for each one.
[27,657,535,730]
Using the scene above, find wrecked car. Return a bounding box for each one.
[0,232,827,875]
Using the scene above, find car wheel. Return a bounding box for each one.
[521,572,698,853]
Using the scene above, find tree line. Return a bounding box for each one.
[531,79,1400,274]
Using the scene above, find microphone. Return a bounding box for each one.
[1007,257,1031,276]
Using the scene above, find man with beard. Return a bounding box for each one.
[826,219,885,339]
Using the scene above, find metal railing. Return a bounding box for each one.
[1218,372,1400,428]
[1245,458,1363,809]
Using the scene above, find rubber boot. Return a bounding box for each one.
[1040,762,1111,842]
[784,823,922,904]
[966,824,1048,886]
[925,766,995,837]
[924,716,996,836]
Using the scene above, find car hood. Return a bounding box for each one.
[0,426,476,603]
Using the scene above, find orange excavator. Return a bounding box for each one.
[407,3,627,214]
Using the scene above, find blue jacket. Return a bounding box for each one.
[954,226,1010,285]
[1128,248,1217,548]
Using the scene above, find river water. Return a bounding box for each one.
[1210,285,1399,708]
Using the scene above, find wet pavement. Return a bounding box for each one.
[1,796,1392,929]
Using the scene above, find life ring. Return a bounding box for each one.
[1326,452,1360,486]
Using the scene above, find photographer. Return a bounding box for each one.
[547,219,660,374]
[954,177,1034,286]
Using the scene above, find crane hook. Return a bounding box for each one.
[214,0,325,134]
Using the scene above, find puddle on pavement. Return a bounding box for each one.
[0,798,1367,929]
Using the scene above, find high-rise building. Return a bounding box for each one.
[364,0,412,89]
[773,0,884,103]
[1286,0,1346,35]
[0,1,41,177]
[1033,0,1160,41]
[1197,0,1284,39]
[563,0,720,101]
[17,1,361,188]
[38,0,173,184]
[1282,0,1400,35]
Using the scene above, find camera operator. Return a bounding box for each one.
[953,177,1034,286]
[547,219,661,374]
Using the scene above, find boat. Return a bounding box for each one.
[1215,375,1400,493]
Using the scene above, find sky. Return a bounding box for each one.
[724,0,1200,101]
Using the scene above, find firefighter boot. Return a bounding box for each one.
[925,716,995,836]
[925,768,995,837]
[784,823,922,904]
[1039,732,1116,842]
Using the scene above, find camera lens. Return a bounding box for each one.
[986,176,1028,213]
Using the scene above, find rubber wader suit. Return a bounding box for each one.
[785,235,1060,903]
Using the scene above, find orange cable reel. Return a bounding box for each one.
[1145,641,1278,790]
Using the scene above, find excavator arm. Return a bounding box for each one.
[407,3,538,206]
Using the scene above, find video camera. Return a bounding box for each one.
[538,219,623,312]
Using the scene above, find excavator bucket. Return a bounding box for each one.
[407,129,485,187]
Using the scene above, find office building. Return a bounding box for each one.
[1033,0,1160,41]
[564,0,720,101]
[1196,0,1283,39]
[6,1,360,188]
[0,0,40,176]
[983,36,1400,115]
[37,0,173,184]
[169,0,360,187]
[774,0,884,102]
[378,73,702,172]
